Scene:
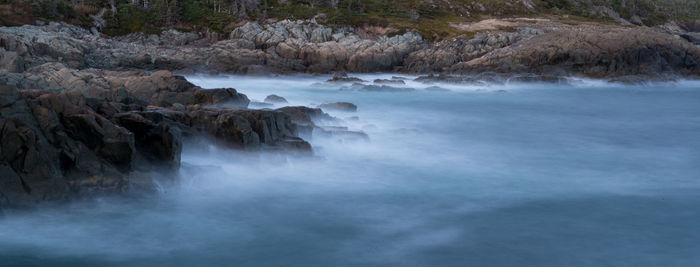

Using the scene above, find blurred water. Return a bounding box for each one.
[1,75,699,266]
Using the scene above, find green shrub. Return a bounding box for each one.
[102,3,155,35]
[268,3,317,19]
[33,0,77,20]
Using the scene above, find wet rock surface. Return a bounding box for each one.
[277,106,368,143]
[0,67,311,208]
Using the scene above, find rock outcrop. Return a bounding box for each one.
[403,28,543,73]
[0,20,424,74]
[0,65,310,208]
[451,27,700,78]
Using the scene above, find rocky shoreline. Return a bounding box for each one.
[0,63,363,208]
[2,18,700,79]
[1,18,700,208]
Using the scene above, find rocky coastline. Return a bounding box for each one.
[1,17,700,208]
[2,18,700,79]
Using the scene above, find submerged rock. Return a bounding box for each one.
[250,101,274,108]
[264,94,288,103]
[374,79,406,85]
[414,74,483,84]
[319,102,358,112]
[327,72,365,83]
[344,83,415,92]
[425,86,451,92]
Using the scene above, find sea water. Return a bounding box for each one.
[1,75,699,266]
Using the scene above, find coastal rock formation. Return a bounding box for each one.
[0,67,311,208]
[1,19,699,79]
[451,27,700,78]
[403,29,543,73]
[0,20,424,74]
[277,106,368,142]
[0,63,250,107]
[231,20,424,72]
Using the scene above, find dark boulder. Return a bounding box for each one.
[319,102,358,112]
[374,79,405,85]
[113,112,182,170]
[194,88,250,107]
[327,72,365,83]
[264,94,288,104]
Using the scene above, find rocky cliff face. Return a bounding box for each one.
[0,64,311,208]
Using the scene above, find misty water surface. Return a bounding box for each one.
[1,75,699,266]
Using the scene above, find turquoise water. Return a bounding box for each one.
[1,75,699,266]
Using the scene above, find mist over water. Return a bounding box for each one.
[2,74,700,266]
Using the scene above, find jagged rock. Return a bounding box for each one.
[194,88,250,107]
[403,30,541,73]
[509,75,567,83]
[344,83,415,92]
[414,74,483,84]
[186,107,306,150]
[0,68,314,208]
[374,79,405,85]
[264,94,288,103]
[319,102,358,112]
[277,106,335,125]
[0,85,134,207]
[113,112,182,170]
[327,72,365,83]
[276,106,367,142]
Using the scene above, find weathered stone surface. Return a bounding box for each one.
[451,28,700,78]
[194,88,250,107]
[403,29,542,73]
[0,67,313,208]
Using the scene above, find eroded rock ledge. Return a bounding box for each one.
[0,65,312,208]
